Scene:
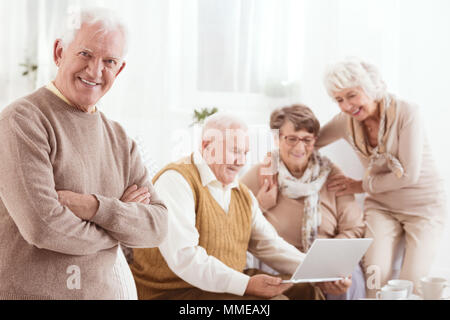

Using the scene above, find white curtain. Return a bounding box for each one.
[0,0,35,107]
[0,0,304,164]
[1,0,449,274]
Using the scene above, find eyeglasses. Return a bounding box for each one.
[281,135,316,147]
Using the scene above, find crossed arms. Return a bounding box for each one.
[0,110,168,256]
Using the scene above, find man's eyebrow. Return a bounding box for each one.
[79,48,121,60]
[105,56,121,60]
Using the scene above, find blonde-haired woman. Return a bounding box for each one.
[316,57,447,297]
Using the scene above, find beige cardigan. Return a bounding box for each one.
[241,162,365,252]
[316,97,446,218]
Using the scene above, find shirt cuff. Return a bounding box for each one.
[90,194,115,227]
[226,270,250,296]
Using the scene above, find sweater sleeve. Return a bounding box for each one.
[330,166,366,239]
[315,112,348,149]
[362,104,424,194]
[0,112,118,256]
[334,193,366,239]
[247,192,305,275]
[91,137,168,248]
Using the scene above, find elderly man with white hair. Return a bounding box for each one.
[0,7,168,299]
[130,113,324,300]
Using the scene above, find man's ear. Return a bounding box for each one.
[201,139,217,165]
[53,39,64,67]
[115,61,126,78]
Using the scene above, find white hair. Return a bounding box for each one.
[200,113,249,165]
[323,57,387,101]
[60,7,129,56]
[201,113,248,140]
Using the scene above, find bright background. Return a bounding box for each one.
[1,0,449,277]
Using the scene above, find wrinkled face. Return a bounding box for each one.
[53,22,126,112]
[333,87,378,122]
[202,126,249,186]
[279,121,315,176]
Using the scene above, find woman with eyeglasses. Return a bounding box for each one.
[316,57,446,298]
[241,104,366,300]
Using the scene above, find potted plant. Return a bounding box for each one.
[19,57,39,89]
[190,107,218,127]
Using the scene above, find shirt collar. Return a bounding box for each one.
[192,150,240,190]
[46,81,97,114]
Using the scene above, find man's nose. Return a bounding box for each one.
[86,59,103,79]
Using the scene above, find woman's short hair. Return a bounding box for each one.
[60,7,129,55]
[323,57,387,101]
[270,104,320,136]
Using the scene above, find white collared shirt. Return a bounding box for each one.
[154,151,305,296]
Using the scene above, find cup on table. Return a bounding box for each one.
[388,279,414,298]
[419,277,448,300]
[376,285,408,300]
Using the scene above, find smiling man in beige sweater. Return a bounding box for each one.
[0,8,168,299]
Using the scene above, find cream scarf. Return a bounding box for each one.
[275,150,332,252]
[346,94,404,179]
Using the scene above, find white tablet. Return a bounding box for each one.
[282,238,373,283]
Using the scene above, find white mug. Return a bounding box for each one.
[419,277,448,300]
[388,279,414,298]
[376,285,408,300]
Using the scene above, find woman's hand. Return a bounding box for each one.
[327,174,363,196]
[256,179,278,211]
[316,277,352,296]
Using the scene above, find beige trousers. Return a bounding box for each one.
[362,209,446,298]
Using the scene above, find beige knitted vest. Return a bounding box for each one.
[130,154,253,299]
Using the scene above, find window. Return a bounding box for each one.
[167,0,304,113]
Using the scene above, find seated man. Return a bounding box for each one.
[130,114,324,300]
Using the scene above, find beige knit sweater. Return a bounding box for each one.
[241,162,365,252]
[0,87,168,299]
[316,97,446,217]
